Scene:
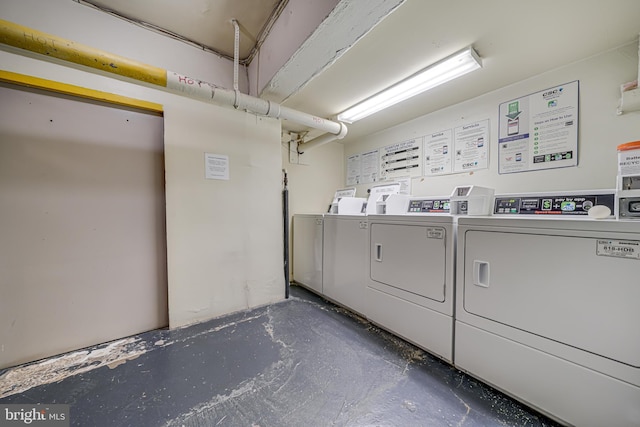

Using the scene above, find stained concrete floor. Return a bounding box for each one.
[0,285,561,427]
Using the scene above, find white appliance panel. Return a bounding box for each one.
[370,223,446,302]
[292,214,323,294]
[368,286,453,361]
[462,229,640,367]
[456,322,640,427]
[455,216,640,427]
[366,215,455,362]
[323,216,368,316]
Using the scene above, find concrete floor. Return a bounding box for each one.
[0,285,560,426]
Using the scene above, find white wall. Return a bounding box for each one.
[167,100,283,327]
[344,43,640,197]
[1,0,284,328]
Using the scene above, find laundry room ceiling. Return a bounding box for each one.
[76,0,640,144]
[79,0,284,62]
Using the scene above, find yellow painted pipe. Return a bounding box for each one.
[0,18,347,145]
[0,19,167,87]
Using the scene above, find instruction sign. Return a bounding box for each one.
[380,138,422,181]
[453,119,489,173]
[424,129,453,175]
[346,149,379,185]
[498,81,579,174]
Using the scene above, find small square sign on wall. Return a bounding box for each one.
[204,153,229,180]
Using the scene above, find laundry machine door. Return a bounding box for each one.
[461,228,640,367]
[370,223,446,302]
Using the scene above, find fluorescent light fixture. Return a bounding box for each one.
[337,46,482,123]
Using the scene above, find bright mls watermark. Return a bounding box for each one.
[1,405,69,426]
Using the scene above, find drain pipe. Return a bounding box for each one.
[282,169,290,299]
[231,19,240,92]
[0,19,347,148]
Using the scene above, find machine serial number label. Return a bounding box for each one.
[427,228,444,239]
[596,239,640,260]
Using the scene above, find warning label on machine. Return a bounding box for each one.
[596,239,640,260]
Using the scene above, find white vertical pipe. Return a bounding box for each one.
[232,19,240,92]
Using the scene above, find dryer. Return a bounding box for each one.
[455,197,639,426]
[366,196,456,362]
[293,188,363,296]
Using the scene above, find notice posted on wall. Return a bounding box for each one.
[346,153,361,186]
[346,149,379,186]
[424,129,453,175]
[453,119,489,173]
[379,138,423,181]
[204,153,229,180]
[498,81,578,174]
[361,150,379,184]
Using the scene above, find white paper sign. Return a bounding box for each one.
[346,153,361,186]
[498,81,579,174]
[453,119,489,173]
[424,129,453,175]
[361,150,380,184]
[380,138,422,180]
[204,153,229,180]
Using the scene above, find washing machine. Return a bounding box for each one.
[323,183,402,316]
[454,191,640,426]
[292,213,325,295]
[322,214,369,315]
[293,188,364,296]
[365,196,457,362]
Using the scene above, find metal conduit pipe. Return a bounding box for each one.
[0,19,347,148]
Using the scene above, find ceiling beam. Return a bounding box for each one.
[258,0,406,104]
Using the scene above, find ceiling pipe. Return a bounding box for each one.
[296,122,348,154]
[0,19,346,148]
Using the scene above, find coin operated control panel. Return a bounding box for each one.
[450,185,494,216]
[406,198,451,215]
[494,191,616,217]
